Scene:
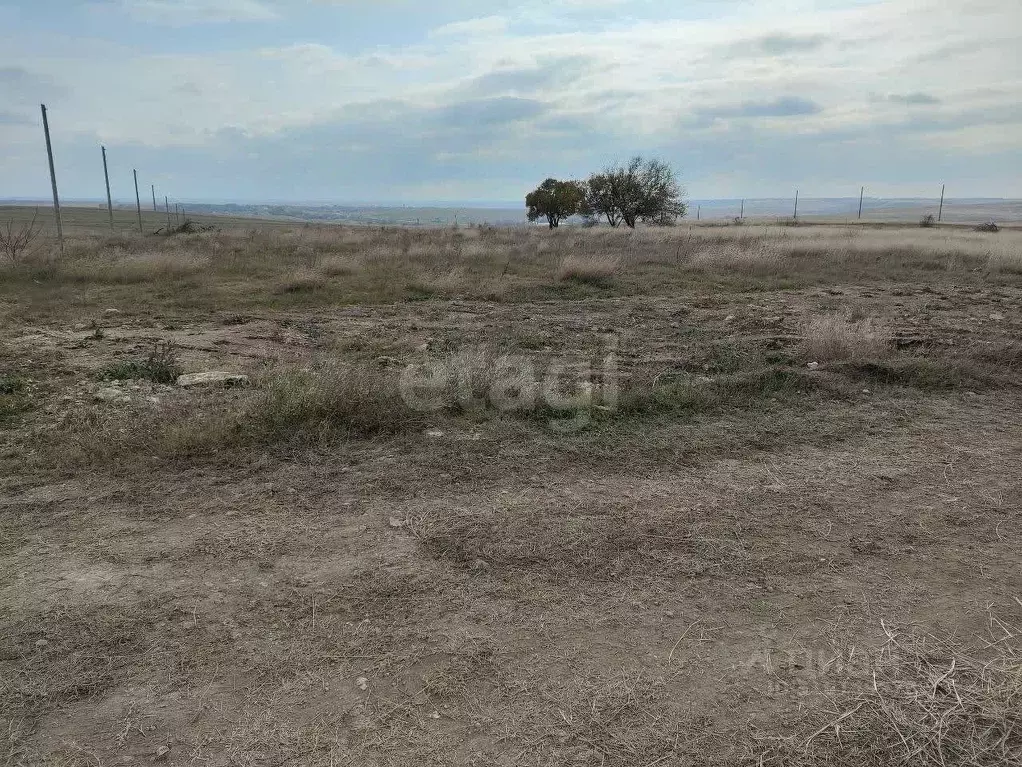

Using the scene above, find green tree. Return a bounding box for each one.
[526,178,585,229]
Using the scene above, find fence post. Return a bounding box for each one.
[40,104,64,253]
[165,196,171,229]
[102,146,114,231]
[938,184,945,222]
[858,186,864,220]
[133,169,143,235]
[793,189,799,221]
[740,199,744,220]
[151,184,157,212]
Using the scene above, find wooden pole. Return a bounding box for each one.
[697,205,700,221]
[102,146,114,231]
[740,199,744,220]
[858,186,864,220]
[133,169,143,235]
[40,104,63,253]
[938,184,945,222]
[165,196,171,229]
[793,189,799,221]
[151,184,157,212]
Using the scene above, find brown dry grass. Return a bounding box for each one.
[3,213,1022,766]
[757,618,1022,766]
[800,313,893,362]
[557,254,620,284]
[3,220,1019,324]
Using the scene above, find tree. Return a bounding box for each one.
[526,178,585,229]
[593,157,686,229]
[579,173,622,228]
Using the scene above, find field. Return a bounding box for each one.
[1,207,1021,766]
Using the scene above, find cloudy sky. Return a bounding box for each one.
[1,0,1020,203]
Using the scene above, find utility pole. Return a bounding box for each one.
[101,146,114,231]
[151,184,157,212]
[858,186,864,220]
[793,189,799,221]
[40,104,64,253]
[938,184,945,222]
[133,169,143,235]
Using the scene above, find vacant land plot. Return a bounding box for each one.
[1,211,1020,766]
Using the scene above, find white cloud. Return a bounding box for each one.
[2,0,1020,198]
[429,15,509,37]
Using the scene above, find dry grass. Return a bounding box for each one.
[987,249,1022,274]
[2,221,1022,322]
[557,254,620,284]
[247,362,425,439]
[758,618,1022,766]
[689,242,785,273]
[4,210,1022,766]
[801,313,893,362]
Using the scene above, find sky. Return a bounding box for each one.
[1,0,1020,203]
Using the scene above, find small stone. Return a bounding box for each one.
[990,312,1005,321]
[426,429,445,438]
[34,639,49,648]
[176,371,249,388]
[429,710,441,719]
[94,387,130,403]
[103,308,122,317]
[807,362,820,370]
[356,676,369,691]
[724,315,736,322]
[154,745,170,760]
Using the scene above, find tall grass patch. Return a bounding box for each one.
[801,313,892,362]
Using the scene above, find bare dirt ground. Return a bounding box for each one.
[1,214,1020,766]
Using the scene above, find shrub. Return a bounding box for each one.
[920,214,937,228]
[98,341,181,384]
[974,221,1000,233]
[0,210,43,264]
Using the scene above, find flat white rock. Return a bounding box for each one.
[176,372,250,388]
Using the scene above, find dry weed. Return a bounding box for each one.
[801,313,892,362]
[690,243,784,273]
[557,254,620,284]
[757,617,1022,767]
